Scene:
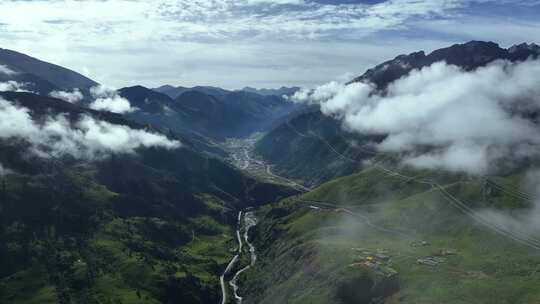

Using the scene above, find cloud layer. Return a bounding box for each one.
[0,97,180,160]
[49,89,84,103]
[0,81,29,92]
[293,60,540,174]
[89,86,136,114]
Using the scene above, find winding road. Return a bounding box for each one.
[300,200,413,238]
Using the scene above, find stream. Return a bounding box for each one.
[220,210,258,304]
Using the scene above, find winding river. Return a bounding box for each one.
[220,210,258,304]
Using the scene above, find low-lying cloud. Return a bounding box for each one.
[49,89,84,103]
[293,60,540,174]
[0,80,29,92]
[0,97,180,160]
[0,64,16,76]
[89,85,136,114]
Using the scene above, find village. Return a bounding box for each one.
[221,135,311,191]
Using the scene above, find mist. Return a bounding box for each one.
[0,64,16,76]
[49,89,84,104]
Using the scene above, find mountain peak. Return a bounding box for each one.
[508,42,540,53]
[462,40,500,48]
[350,40,539,88]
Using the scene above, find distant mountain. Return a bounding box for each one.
[0,91,297,304]
[153,85,230,99]
[0,48,98,93]
[349,41,540,88]
[241,86,300,97]
[117,86,226,156]
[119,85,175,114]
[156,85,300,99]
[123,85,303,141]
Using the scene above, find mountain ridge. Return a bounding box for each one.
[349,41,540,88]
[0,48,98,91]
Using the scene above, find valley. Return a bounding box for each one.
[221,135,312,192]
[218,97,540,303]
[1,39,540,304]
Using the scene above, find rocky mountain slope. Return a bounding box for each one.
[350,41,540,89]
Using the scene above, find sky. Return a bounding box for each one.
[0,0,539,89]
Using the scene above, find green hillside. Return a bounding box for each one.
[255,110,384,187]
[0,92,297,304]
[239,164,540,304]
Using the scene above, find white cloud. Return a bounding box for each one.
[49,89,84,103]
[89,85,136,114]
[0,97,180,160]
[0,64,16,76]
[0,81,29,92]
[293,60,540,174]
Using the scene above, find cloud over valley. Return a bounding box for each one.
[293,60,540,174]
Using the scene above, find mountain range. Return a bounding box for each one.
[2,40,540,304]
[350,41,540,88]
[122,85,303,141]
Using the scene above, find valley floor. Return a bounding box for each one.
[221,134,311,192]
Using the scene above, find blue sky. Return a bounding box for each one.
[0,0,539,89]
